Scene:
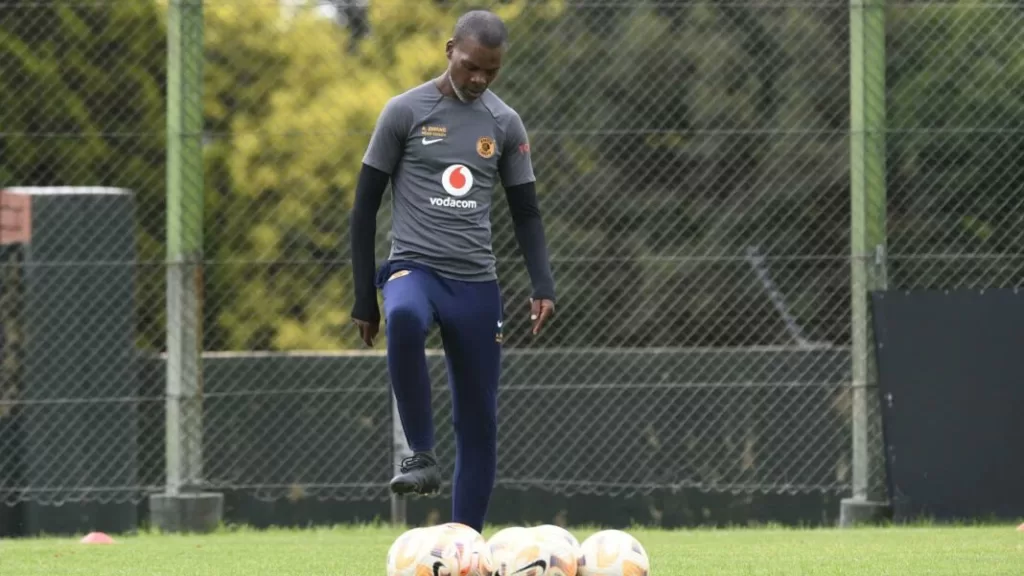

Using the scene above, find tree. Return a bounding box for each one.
[0,1,167,351]
[202,0,564,351]
[489,2,851,347]
[201,0,1022,351]
[886,0,1024,289]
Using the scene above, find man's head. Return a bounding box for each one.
[445,10,508,102]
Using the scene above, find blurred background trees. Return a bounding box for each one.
[1,0,1020,352]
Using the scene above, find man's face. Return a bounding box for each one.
[446,37,504,101]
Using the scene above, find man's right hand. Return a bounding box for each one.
[353,317,380,347]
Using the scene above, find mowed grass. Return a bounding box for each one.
[2,523,1022,575]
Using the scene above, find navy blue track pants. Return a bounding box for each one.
[376,260,503,532]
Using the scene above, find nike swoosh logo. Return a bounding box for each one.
[513,559,547,574]
[422,137,443,145]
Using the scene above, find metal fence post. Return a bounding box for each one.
[391,391,410,527]
[149,0,224,532]
[842,0,890,527]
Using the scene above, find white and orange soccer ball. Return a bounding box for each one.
[490,524,579,576]
[386,526,432,576]
[386,523,493,576]
[532,524,581,551]
[488,526,530,573]
[577,530,650,576]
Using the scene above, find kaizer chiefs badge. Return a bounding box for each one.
[477,136,495,159]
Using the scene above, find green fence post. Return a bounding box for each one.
[149,0,223,533]
[842,0,890,526]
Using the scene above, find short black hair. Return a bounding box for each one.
[452,10,508,49]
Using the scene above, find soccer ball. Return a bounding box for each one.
[526,524,580,576]
[491,524,579,576]
[386,527,432,576]
[387,523,493,576]
[433,523,494,576]
[488,526,530,573]
[578,530,650,576]
[532,524,581,550]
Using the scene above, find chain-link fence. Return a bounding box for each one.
[0,0,1021,516]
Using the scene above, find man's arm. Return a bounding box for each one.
[349,164,390,326]
[349,97,411,344]
[500,112,556,334]
[504,181,555,302]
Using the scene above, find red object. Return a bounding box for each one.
[1017,523,1024,532]
[80,532,116,544]
[0,189,32,245]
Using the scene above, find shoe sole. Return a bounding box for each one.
[390,480,440,496]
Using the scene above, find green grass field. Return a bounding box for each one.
[2,523,1022,575]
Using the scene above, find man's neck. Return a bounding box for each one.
[434,73,453,98]
[432,73,448,96]
[436,71,470,103]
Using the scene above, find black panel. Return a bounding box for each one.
[871,288,1024,522]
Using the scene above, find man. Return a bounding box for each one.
[348,10,557,533]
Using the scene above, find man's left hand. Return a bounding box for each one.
[529,298,555,336]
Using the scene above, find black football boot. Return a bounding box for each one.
[389,450,442,496]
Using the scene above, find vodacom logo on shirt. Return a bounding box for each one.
[431,164,478,209]
[441,164,474,197]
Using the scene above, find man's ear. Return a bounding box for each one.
[445,38,454,60]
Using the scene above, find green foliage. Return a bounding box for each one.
[491,1,1022,347]
[490,3,852,347]
[200,0,562,351]
[2,0,1019,352]
[0,1,167,350]
[887,0,1024,282]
